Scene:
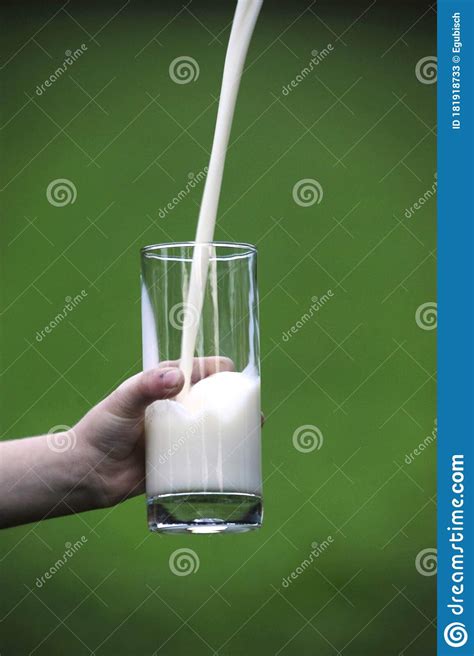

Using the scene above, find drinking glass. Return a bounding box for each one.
[141,242,262,534]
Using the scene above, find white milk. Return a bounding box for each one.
[145,370,261,497]
[145,0,263,499]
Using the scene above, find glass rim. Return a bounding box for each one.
[141,241,257,261]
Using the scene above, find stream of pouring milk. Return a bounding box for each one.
[179,0,263,394]
[146,0,263,498]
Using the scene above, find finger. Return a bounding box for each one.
[158,356,235,383]
[106,367,184,419]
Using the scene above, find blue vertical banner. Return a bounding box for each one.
[438,0,474,654]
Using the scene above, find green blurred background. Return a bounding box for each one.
[0,1,436,654]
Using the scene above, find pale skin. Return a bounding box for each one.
[0,357,254,530]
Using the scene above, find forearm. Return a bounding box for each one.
[0,432,94,529]
[0,367,185,529]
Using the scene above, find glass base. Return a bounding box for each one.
[147,492,263,534]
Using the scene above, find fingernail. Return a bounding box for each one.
[163,368,182,389]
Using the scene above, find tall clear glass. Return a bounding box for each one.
[140,242,262,534]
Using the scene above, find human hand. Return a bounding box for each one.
[73,365,185,509]
[0,358,236,529]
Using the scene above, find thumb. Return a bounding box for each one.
[106,367,184,419]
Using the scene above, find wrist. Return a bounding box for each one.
[66,426,110,512]
[34,430,98,518]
